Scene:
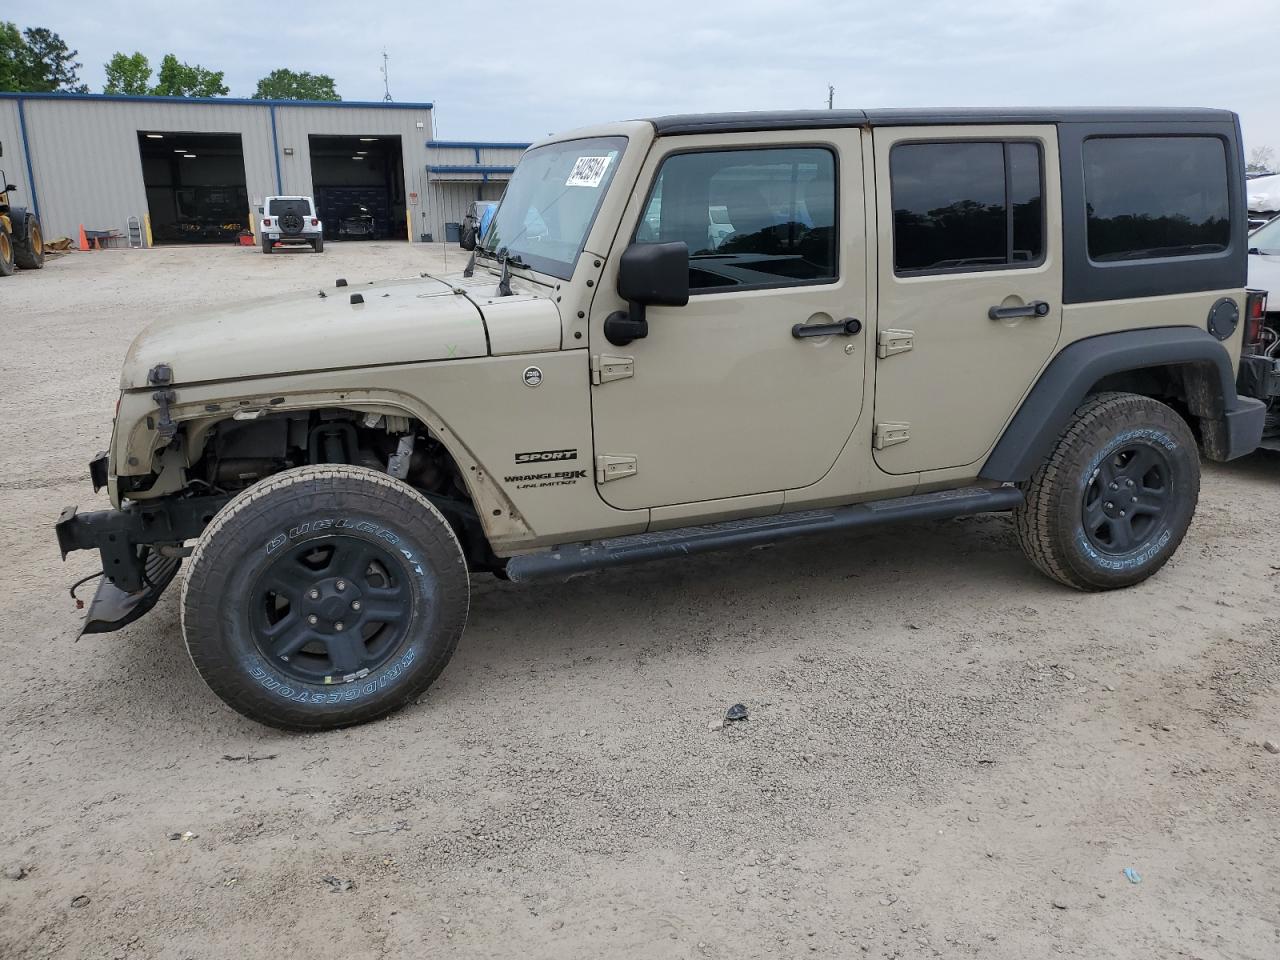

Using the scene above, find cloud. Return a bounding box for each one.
[11,0,1279,151]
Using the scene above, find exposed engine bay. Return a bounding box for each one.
[1239,301,1280,451]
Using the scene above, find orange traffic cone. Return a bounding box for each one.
[78,224,89,252]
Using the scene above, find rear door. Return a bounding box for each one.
[871,125,1063,474]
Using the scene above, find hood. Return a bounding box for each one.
[121,275,489,389]
[1247,252,1280,298]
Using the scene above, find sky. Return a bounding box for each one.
[11,0,1279,159]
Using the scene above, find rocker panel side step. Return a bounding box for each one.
[505,485,1023,583]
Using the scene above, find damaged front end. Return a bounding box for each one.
[56,490,229,634]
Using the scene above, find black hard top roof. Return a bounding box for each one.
[646,107,1237,136]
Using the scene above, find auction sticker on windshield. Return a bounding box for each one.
[566,156,612,188]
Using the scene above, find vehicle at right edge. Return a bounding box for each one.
[55,107,1268,730]
[1242,215,1280,449]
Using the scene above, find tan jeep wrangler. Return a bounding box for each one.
[56,108,1267,730]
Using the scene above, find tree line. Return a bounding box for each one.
[1,22,340,100]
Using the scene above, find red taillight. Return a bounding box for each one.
[1245,289,1268,345]
[311,218,319,227]
[262,217,272,227]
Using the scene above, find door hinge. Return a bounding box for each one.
[874,422,911,450]
[596,454,637,483]
[877,329,914,359]
[591,354,634,385]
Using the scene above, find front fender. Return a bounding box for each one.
[110,381,533,547]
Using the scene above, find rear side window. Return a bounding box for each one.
[1083,137,1230,262]
[636,147,837,292]
[891,141,1044,274]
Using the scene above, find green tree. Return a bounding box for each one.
[0,22,24,92]
[103,51,151,95]
[0,22,87,92]
[150,53,228,97]
[253,68,340,101]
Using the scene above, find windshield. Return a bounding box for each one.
[1250,216,1280,255]
[482,136,627,278]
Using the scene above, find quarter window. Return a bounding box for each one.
[891,141,1045,274]
[1083,136,1230,262]
[636,147,837,292]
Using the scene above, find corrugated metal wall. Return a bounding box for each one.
[1,95,438,244]
[274,104,433,241]
[18,97,276,243]
[423,142,527,241]
[426,181,506,241]
[0,100,32,207]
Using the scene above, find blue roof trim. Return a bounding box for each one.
[426,164,517,174]
[427,140,530,149]
[0,91,432,109]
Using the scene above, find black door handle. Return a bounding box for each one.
[988,301,1051,320]
[792,317,862,339]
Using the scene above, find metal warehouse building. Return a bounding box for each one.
[0,92,528,246]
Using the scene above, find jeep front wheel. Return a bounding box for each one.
[181,465,470,730]
[1014,392,1200,591]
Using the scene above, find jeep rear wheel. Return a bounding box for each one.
[181,465,470,730]
[1014,392,1200,591]
[262,237,272,254]
[313,235,324,253]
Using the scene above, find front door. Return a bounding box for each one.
[588,129,868,511]
[871,125,1064,475]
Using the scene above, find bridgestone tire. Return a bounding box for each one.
[181,465,470,730]
[14,215,43,269]
[1014,391,1200,591]
[0,227,14,277]
[262,238,272,255]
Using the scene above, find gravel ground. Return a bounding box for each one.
[1,243,1278,960]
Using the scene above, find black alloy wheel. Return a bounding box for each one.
[1081,441,1173,555]
[251,535,412,684]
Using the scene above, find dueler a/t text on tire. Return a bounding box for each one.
[181,465,470,730]
[1014,391,1200,591]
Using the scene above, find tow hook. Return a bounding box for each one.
[148,363,178,442]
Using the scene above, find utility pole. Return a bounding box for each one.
[381,49,393,102]
[827,85,835,110]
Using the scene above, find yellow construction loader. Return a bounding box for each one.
[0,139,44,277]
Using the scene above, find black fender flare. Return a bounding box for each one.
[980,325,1265,482]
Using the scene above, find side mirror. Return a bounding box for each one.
[5,184,16,194]
[604,241,689,346]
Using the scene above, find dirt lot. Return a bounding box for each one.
[1,242,1278,960]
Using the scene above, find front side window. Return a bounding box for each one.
[891,140,1045,274]
[1083,136,1230,262]
[636,147,837,292]
[481,136,626,279]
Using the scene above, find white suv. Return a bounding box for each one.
[260,196,323,254]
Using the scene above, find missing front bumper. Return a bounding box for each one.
[79,551,182,635]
